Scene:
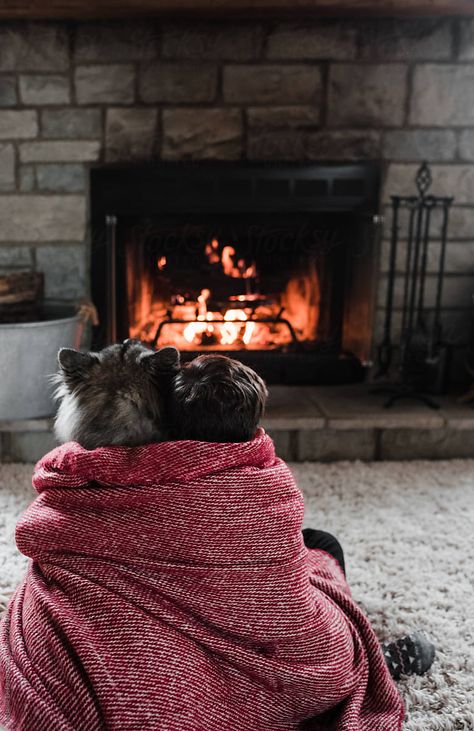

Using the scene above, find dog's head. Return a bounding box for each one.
[53,340,180,449]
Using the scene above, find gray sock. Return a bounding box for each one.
[381,630,436,680]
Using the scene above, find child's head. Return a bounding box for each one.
[170,355,268,443]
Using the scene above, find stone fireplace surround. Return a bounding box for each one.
[1,17,474,461]
[1,18,474,373]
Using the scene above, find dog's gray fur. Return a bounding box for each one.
[53,340,180,450]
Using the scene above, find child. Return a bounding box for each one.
[170,355,435,707]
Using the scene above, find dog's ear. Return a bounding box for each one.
[142,346,181,377]
[57,348,98,386]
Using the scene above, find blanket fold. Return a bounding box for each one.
[0,432,403,730]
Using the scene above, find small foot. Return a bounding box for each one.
[381,630,436,681]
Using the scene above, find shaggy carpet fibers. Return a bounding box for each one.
[1,460,473,730]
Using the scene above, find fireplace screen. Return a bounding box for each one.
[91,163,379,384]
[122,213,352,355]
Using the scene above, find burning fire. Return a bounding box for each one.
[128,237,320,350]
[180,242,260,346]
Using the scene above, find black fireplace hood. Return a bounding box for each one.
[91,161,379,217]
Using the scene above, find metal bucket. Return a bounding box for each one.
[0,305,84,420]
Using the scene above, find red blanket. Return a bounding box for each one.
[0,432,403,731]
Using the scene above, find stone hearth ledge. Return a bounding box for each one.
[1,386,474,463]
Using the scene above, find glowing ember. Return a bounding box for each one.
[157,256,167,271]
[242,321,256,345]
[205,238,220,264]
[197,288,211,319]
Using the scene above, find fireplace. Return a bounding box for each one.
[91,162,380,384]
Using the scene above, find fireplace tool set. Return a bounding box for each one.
[373,163,453,409]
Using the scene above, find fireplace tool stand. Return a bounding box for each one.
[372,163,453,409]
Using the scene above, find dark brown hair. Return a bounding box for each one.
[170,355,268,443]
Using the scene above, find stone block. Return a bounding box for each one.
[36,244,87,299]
[446,207,474,239]
[36,164,86,192]
[75,65,135,105]
[0,418,52,433]
[247,106,320,129]
[0,110,37,139]
[41,108,102,139]
[305,130,381,160]
[359,18,453,61]
[297,429,376,461]
[410,65,474,126]
[247,129,380,161]
[266,21,358,60]
[383,204,474,241]
[441,309,473,346]
[377,272,474,310]
[7,430,56,463]
[0,23,69,72]
[75,22,158,62]
[383,130,456,162]
[0,144,15,191]
[0,196,86,242]
[459,131,474,162]
[20,140,100,163]
[0,245,33,269]
[265,429,297,462]
[163,23,263,60]
[106,108,158,162]
[139,63,217,103]
[458,19,474,60]
[384,164,474,205]
[328,64,407,127]
[373,307,472,348]
[247,129,306,161]
[439,396,474,429]
[162,108,242,160]
[224,65,322,105]
[19,74,70,105]
[379,428,474,460]
[380,238,474,275]
[312,384,444,430]
[0,76,17,107]
[263,386,325,429]
[19,165,35,192]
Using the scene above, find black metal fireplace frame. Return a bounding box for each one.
[90,161,380,383]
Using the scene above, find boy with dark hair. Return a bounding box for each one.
[171,355,435,691]
[170,354,268,443]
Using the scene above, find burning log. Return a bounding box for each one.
[0,271,44,324]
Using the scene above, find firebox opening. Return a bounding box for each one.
[121,213,350,356]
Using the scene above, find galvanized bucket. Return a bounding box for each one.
[0,305,84,420]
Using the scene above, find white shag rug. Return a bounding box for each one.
[1,460,473,731]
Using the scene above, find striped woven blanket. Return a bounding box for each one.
[0,432,403,730]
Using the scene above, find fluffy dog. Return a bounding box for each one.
[53,339,180,449]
